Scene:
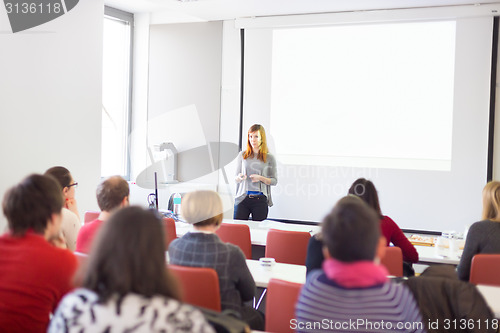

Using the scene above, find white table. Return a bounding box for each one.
[477,285,500,318]
[244,260,500,323]
[246,259,306,288]
[245,261,500,320]
[414,245,461,265]
[176,220,463,266]
[176,218,320,246]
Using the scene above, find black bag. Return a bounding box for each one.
[199,308,250,333]
[403,261,415,277]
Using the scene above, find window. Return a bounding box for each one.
[101,7,133,178]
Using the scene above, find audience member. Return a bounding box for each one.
[75,176,129,253]
[48,206,214,332]
[350,178,418,264]
[305,232,324,275]
[0,174,77,332]
[404,265,495,333]
[45,166,81,251]
[305,178,418,276]
[457,181,500,281]
[168,190,265,330]
[295,196,425,333]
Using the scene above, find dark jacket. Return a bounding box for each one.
[403,265,495,333]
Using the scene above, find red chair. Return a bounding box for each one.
[163,218,177,249]
[216,223,252,259]
[265,279,303,333]
[168,264,221,311]
[74,251,88,268]
[380,246,403,277]
[470,254,500,286]
[84,211,100,224]
[265,229,311,265]
[73,252,89,286]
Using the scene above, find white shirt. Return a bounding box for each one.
[61,208,81,251]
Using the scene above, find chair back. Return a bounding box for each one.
[163,218,177,249]
[470,254,500,286]
[265,279,303,333]
[74,251,89,268]
[265,229,311,265]
[168,264,221,311]
[216,223,252,259]
[380,246,403,277]
[73,252,88,286]
[83,211,100,224]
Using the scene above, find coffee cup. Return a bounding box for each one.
[259,257,276,269]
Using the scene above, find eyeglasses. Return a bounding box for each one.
[67,182,78,189]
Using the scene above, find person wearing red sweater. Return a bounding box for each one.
[0,174,77,333]
[348,178,419,263]
[306,178,418,276]
[75,176,129,254]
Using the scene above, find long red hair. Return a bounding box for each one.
[243,124,268,163]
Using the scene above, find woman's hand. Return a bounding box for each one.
[250,174,272,185]
[235,173,247,183]
[249,174,261,183]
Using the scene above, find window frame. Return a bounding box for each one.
[102,6,134,180]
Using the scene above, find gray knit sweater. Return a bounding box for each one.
[457,220,500,281]
[234,152,278,206]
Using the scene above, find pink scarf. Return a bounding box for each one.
[322,258,389,288]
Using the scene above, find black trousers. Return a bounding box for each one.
[233,195,268,221]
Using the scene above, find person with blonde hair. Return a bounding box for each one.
[457,181,500,281]
[234,124,277,221]
[169,190,264,330]
[49,206,214,332]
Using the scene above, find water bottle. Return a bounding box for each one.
[173,193,182,216]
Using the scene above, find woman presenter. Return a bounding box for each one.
[234,124,277,221]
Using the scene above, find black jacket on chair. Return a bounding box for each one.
[403,265,495,333]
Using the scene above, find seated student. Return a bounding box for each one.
[45,166,81,251]
[457,181,500,281]
[349,178,418,263]
[168,190,264,331]
[306,178,418,276]
[49,206,214,332]
[404,265,495,333]
[0,174,77,333]
[296,196,425,333]
[305,232,324,275]
[75,176,129,253]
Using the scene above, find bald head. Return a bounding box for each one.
[96,176,129,212]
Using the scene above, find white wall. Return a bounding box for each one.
[147,22,223,147]
[132,21,225,210]
[0,1,103,231]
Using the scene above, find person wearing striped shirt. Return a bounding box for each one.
[295,196,425,333]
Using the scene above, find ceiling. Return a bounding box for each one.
[104,0,500,24]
